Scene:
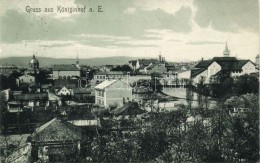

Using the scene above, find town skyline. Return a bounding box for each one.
[0,0,259,62]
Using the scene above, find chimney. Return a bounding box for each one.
[159,55,162,62]
[201,57,204,61]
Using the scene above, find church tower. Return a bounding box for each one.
[223,42,230,57]
[76,53,80,69]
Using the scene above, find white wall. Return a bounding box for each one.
[193,69,208,84]
[207,61,221,77]
[52,70,80,79]
[242,62,256,74]
[19,75,35,84]
[178,70,191,79]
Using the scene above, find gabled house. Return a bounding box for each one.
[57,86,71,96]
[191,57,257,84]
[29,118,82,162]
[146,62,167,74]
[112,101,146,119]
[94,79,132,108]
[128,60,140,71]
[16,74,35,86]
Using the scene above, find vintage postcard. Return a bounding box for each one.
[0,0,259,162]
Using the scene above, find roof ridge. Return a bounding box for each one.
[32,118,57,136]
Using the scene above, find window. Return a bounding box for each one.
[98,90,104,97]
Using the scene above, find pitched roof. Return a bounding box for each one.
[31,118,82,142]
[238,60,255,66]
[195,57,253,73]
[139,64,150,69]
[191,68,207,78]
[52,64,79,71]
[94,80,118,90]
[113,101,146,116]
[195,60,214,68]
[212,57,237,61]
[146,63,161,70]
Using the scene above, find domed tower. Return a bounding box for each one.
[29,55,39,69]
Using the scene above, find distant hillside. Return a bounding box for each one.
[0,56,140,67]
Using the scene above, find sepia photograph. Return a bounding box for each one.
[0,0,259,162]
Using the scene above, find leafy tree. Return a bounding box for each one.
[186,79,194,111]
[234,74,259,95]
[150,72,163,92]
[209,71,234,98]
[111,64,132,72]
[0,94,8,133]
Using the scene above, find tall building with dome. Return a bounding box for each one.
[29,55,39,69]
[26,55,40,74]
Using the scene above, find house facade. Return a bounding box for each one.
[0,65,18,74]
[191,57,257,84]
[128,60,140,71]
[93,71,126,83]
[94,80,132,108]
[17,74,35,86]
[52,64,80,79]
[57,86,71,96]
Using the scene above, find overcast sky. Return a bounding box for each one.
[0,0,259,62]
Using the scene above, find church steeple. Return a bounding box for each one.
[223,42,230,57]
[75,53,80,69]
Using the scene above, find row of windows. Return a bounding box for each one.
[57,76,77,79]
[97,99,104,105]
[97,90,104,97]
[95,75,124,79]
[20,78,33,82]
[96,75,106,79]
